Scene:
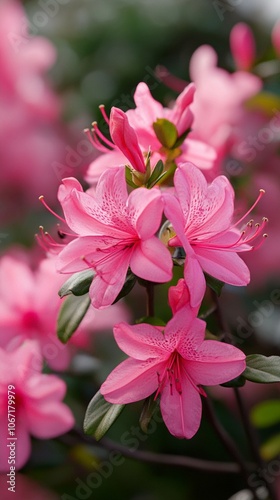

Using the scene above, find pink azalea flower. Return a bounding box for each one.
[230,23,256,71]
[163,163,267,307]
[0,250,129,370]
[0,340,74,471]
[126,82,217,170]
[85,83,217,184]
[56,167,173,308]
[189,44,262,164]
[100,308,246,439]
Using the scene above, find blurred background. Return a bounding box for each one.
[1,0,280,499]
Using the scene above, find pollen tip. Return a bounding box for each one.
[259,188,265,194]
[262,217,268,222]
[39,195,44,200]
[84,127,90,133]
[263,233,268,237]
[39,225,44,230]
[99,104,105,109]
[92,121,97,127]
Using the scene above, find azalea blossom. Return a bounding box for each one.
[85,83,217,185]
[163,163,267,307]
[0,250,129,370]
[56,167,173,308]
[100,308,246,439]
[0,340,74,471]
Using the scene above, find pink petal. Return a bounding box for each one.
[180,137,217,170]
[132,82,163,124]
[101,357,164,404]
[168,278,191,314]
[24,374,66,403]
[168,83,195,135]
[113,322,169,360]
[110,107,146,173]
[166,310,205,352]
[189,45,218,81]
[186,341,246,385]
[130,238,173,283]
[160,377,202,439]
[128,187,163,239]
[174,163,234,236]
[0,256,34,310]
[230,23,256,71]
[85,150,128,185]
[88,247,133,308]
[26,401,74,439]
[194,247,250,286]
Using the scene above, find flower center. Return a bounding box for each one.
[155,351,183,399]
[21,310,41,330]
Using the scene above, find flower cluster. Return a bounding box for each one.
[37,22,269,442]
[2,15,277,477]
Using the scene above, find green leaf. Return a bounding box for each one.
[59,269,94,298]
[83,390,125,440]
[135,316,166,326]
[173,129,190,148]
[153,162,177,186]
[153,118,178,149]
[112,271,137,304]
[251,400,280,428]
[205,273,225,296]
[260,433,280,461]
[243,354,280,383]
[220,375,246,388]
[57,294,91,343]
[139,395,160,433]
[146,160,164,188]
[125,165,138,188]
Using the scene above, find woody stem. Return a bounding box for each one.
[203,396,260,500]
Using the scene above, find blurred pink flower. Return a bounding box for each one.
[230,23,256,71]
[0,340,74,472]
[56,167,173,308]
[271,19,280,57]
[0,250,129,370]
[163,163,267,307]
[101,308,246,439]
[0,0,58,118]
[189,44,262,167]
[0,0,71,223]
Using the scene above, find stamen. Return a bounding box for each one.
[99,104,110,125]
[232,189,265,228]
[39,196,66,224]
[252,233,268,252]
[92,122,115,149]
[84,127,109,153]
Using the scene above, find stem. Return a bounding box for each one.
[146,281,155,317]
[68,428,254,474]
[234,388,277,500]
[212,292,275,499]
[210,290,233,343]
[203,397,259,500]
